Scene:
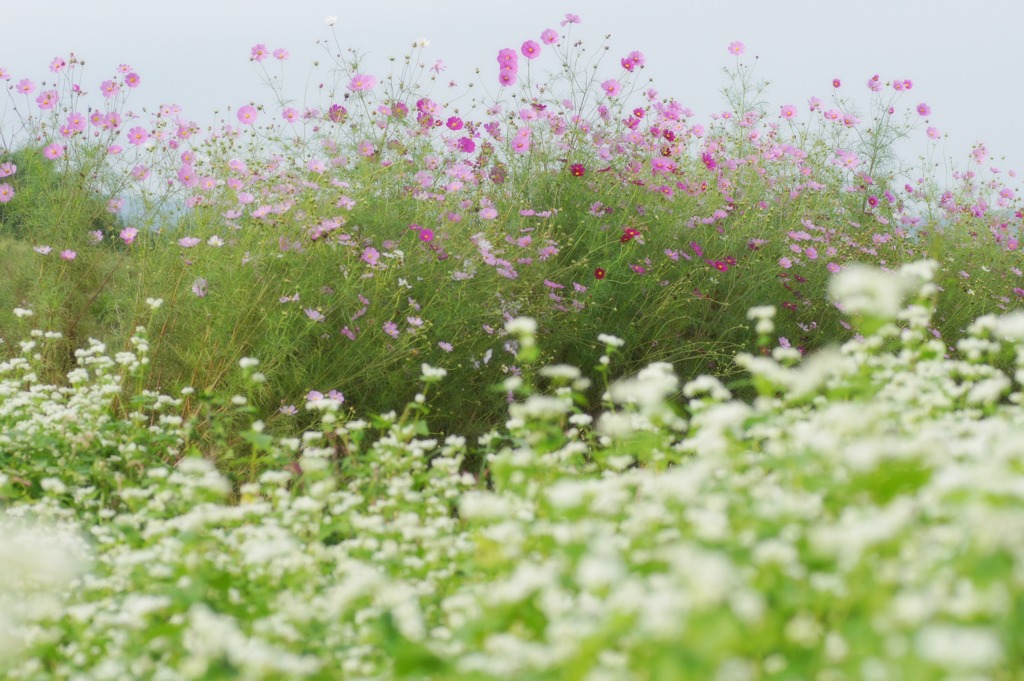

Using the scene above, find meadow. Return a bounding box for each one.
[1,13,1023,679]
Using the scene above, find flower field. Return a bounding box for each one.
[1,12,1023,680]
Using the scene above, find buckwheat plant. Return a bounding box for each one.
[0,259,1022,679]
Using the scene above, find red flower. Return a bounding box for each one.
[570,163,585,177]
[594,267,606,279]
[620,227,640,243]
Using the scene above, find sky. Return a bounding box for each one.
[1,0,1021,178]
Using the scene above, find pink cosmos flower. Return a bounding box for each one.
[273,48,289,60]
[99,80,119,99]
[728,41,745,55]
[780,104,797,119]
[127,126,148,145]
[178,237,200,248]
[926,126,940,139]
[438,341,453,352]
[35,90,57,110]
[827,262,841,273]
[60,250,76,260]
[540,28,558,45]
[0,162,16,178]
[779,257,792,269]
[237,105,258,125]
[250,44,269,62]
[419,228,435,242]
[282,107,299,122]
[498,69,517,87]
[125,73,140,88]
[832,78,841,88]
[16,79,36,95]
[521,40,541,59]
[601,79,622,97]
[621,50,645,71]
[497,48,518,70]
[361,247,380,266]
[120,227,139,244]
[43,143,64,160]
[383,321,399,339]
[0,183,13,203]
[49,57,66,72]
[191,277,208,297]
[916,102,931,116]
[560,13,581,26]
[347,74,377,92]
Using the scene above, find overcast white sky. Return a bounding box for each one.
[2,0,1021,177]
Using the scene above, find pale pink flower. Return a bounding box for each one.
[0,183,13,203]
[383,321,399,338]
[120,227,139,244]
[728,41,745,56]
[35,89,57,110]
[16,78,36,95]
[779,257,792,269]
[780,104,797,119]
[361,247,380,266]
[601,79,622,97]
[237,105,258,125]
[347,74,377,92]
[99,80,119,99]
[250,44,269,62]
[273,48,289,60]
[540,28,558,45]
[191,277,208,297]
[43,143,64,160]
[926,126,940,139]
[560,13,581,26]
[127,126,148,145]
[916,102,931,116]
[60,249,76,260]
